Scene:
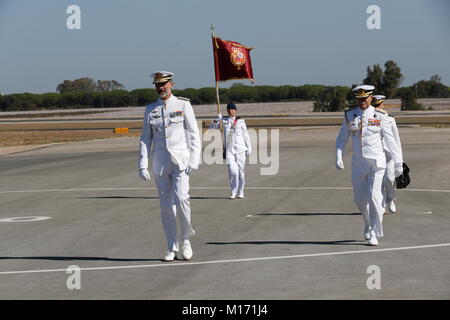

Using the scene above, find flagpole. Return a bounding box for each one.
[210,24,221,114]
[215,80,220,115]
[210,24,223,133]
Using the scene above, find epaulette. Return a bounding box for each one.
[344,108,354,118]
[389,114,395,118]
[344,105,358,112]
[177,96,190,101]
[343,109,353,128]
[236,116,242,120]
[375,109,387,115]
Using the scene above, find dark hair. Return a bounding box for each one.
[226,103,237,110]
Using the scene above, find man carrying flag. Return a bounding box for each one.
[209,28,255,198]
[214,103,252,199]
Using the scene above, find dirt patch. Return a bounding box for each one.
[0,121,143,131]
[0,129,141,147]
[0,110,114,119]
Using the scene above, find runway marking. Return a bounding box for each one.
[0,186,449,194]
[0,243,448,276]
[0,216,51,222]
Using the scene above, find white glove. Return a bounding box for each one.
[139,168,151,181]
[394,165,403,178]
[336,150,344,171]
[209,113,223,130]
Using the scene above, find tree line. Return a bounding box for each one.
[0,83,346,111]
[56,78,125,93]
[1,66,449,112]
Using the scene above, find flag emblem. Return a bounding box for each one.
[230,47,246,69]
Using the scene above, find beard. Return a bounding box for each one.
[158,91,168,99]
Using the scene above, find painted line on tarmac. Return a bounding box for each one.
[0,216,51,223]
[0,186,449,194]
[0,243,449,276]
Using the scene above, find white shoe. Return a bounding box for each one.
[363,225,371,240]
[237,194,244,199]
[162,251,177,262]
[229,194,236,199]
[388,201,396,213]
[368,230,379,246]
[181,240,193,261]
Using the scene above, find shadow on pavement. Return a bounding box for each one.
[206,240,363,246]
[77,196,229,200]
[77,196,157,199]
[256,212,360,216]
[0,256,159,262]
[190,196,231,200]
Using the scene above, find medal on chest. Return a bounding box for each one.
[368,113,381,127]
[349,114,362,136]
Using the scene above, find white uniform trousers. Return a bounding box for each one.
[351,157,386,237]
[153,151,195,252]
[226,151,247,196]
[382,152,396,206]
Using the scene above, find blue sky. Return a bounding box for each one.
[0,0,449,94]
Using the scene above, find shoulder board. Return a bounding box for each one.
[389,114,394,118]
[344,106,357,115]
[344,109,354,117]
[344,105,358,111]
[343,109,353,126]
[236,116,242,120]
[177,96,190,101]
[375,109,387,115]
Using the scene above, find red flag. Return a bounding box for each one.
[212,36,254,83]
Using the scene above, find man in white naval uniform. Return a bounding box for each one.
[335,85,403,246]
[138,71,201,261]
[215,103,252,199]
[373,95,403,214]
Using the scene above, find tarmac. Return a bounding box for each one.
[0,125,449,299]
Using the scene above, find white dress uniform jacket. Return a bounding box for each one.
[336,105,403,237]
[336,105,403,169]
[138,95,201,252]
[216,116,252,197]
[380,111,403,204]
[222,116,252,156]
[387,115,403,159]
[139,95,201,174]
